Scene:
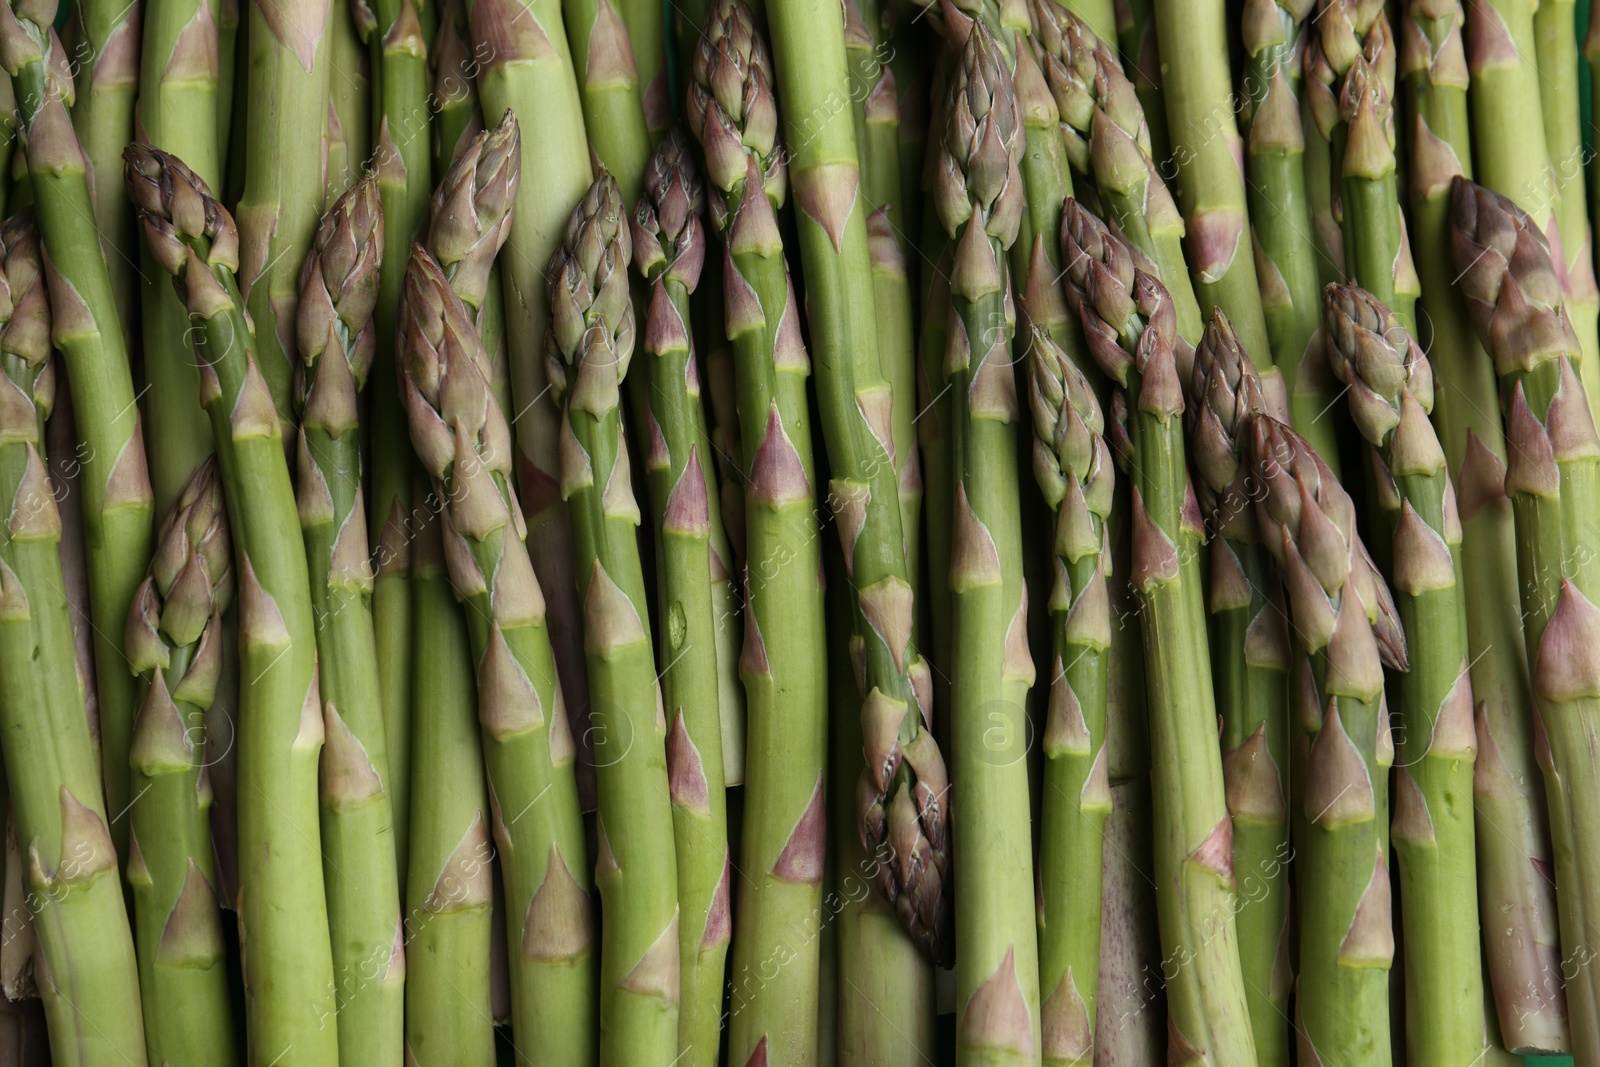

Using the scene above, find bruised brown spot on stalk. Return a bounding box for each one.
[961,945,1036,1055]
[770,778,825,884]
[1340,844,1395,966]
[523,845,594,962]
[1040,966,1090,1060]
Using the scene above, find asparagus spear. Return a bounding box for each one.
[216,0,238,171]
[471,0,598,807]
[137,0,222,513]
[1249,413,1403,1065]
[1062,199,1257,1063]
[1451,176,1600,1065]
[67,0,141,330]
[686,4,829,1058]
[1113,0,1169,169]
[296,175,405,1064]
[0,209,148,1066]
[628,133,733,1067]
[126,144,339,1065]
[1400,8,1567,1048]
[125,460,238,1066]
[1324,283,1490,1063]
[0,0,156,869]
[404,495,497,1067]
[546,172,679,1063]
[769,0,954,965]
[1027,325,1114,1066]
[235,0,332,428]
[562,0,650,202]
[1183,313,1293,1067]
[617,0,669,142]
[399,246,597,1067]
[1061,0,1114,41]
[1239,0,1346,465]
[934,20,1041,1061]
[327,0,370,198]
[1150,0,1274,366]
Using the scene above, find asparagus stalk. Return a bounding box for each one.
[1026,326,1114,1066]
[769,0,954,964]
[1,0,156,868]
[137,0,222,513]
[1239,0,1345,465]
[935,21,1041,1061]
[327,0,370,197]
[432,0,476,168]
[1324,283,1490,1063]
[629,133,733,1067]
[67,0,141,330]
[562,0,650,202]
[1061,199,1257,1063]
[0,209,148,1066]
[404,495,497,1067]
[126,144,339,1065]
[615,0,668,141]
[1249,413,1402,1065]
[1113,0,1169,169]
[1451,176,1600,1064]
[235,0,332,428]
[399,247,597,1067]
[686,4,829,1058]
[216,0,238,171]
[1150,0,1274,366]
[125,460,238,1066]
[471,0,598,807]
[296,176,405,1064]
[1400,8,1567,1048]
[1061,0,1114,41]
[546,172,679,1063]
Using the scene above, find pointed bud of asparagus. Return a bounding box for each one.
[937,17,1025,247]
[427,109,520,315]
[1187,309,1267,506]
[688,0,785,228]
[1322,282,1429,449]
[545,173,635,408]
[1027,325,1110,516]
[297,175,384,432]
[631,131,706,291]
[0,211,49,374]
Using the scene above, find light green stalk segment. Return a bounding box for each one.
[471,0,598,807]
[1401,2,1568,1051]
[614,0,667,140]
[235,0,332,428]
[563,0,650,204]
[327,0,370,197]
[0,211,148,1067]
[296,177,405,1065]
[125,461,239,1067]
[1,0,155,870]
[126,144,339,1066]
[404,498,497,1067]
[432,0,478,170]
[1533,0,1600,425]
[67,0,141,330]
[630,134,733,1067]
[1113,0,1168,169]
[769,0,954,965]
[1451,177,1600,1062]
[687,5,828,1059]
[1239,0,1344,466]
[1183,314,1292,1067]
[1026,327,1113,1067]
[1060,0,1113,41]
[546,173,679,1064]
[1150,0,1273,367]
[935,22,1040,1064]
[138,0,223,513]
[399,247,597,1067]
[1061,201,1257,1064]
[1324,284,1489,1064]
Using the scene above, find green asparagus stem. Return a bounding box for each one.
[687,5,829,1058]
[1,0,156,869]
[126,144,339,1065]
[403,496,497,1067]
[1183,313,1292,1067]
[0,209,148,1067]
[1060,0,1113,41]
[1113,0,1169,170]
[615,0,668,141]
[471,0,598,806]
[562,0,650,203]
[235,0,332,428]
[1150,0,1274,366]
[1240,0,1346,465]
[296,175,405,1064]
[770,0,953,965]
[1062,199,1258,1064]
[67,0,141,330]
[629,134,733,1067]
[137,0,222,513]
[216,0,237,171]
[546,172,679,1063]
[125,460,239,1066]
[1250,413,1403,1065]
[327,0,370,197]
[432,0,474,168]
[1451,176,1600,1064]
[936,20,1041,1062]
[399,246,597,1067]
[1324,283,1490,1063]
[1027,326,1114,1066]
